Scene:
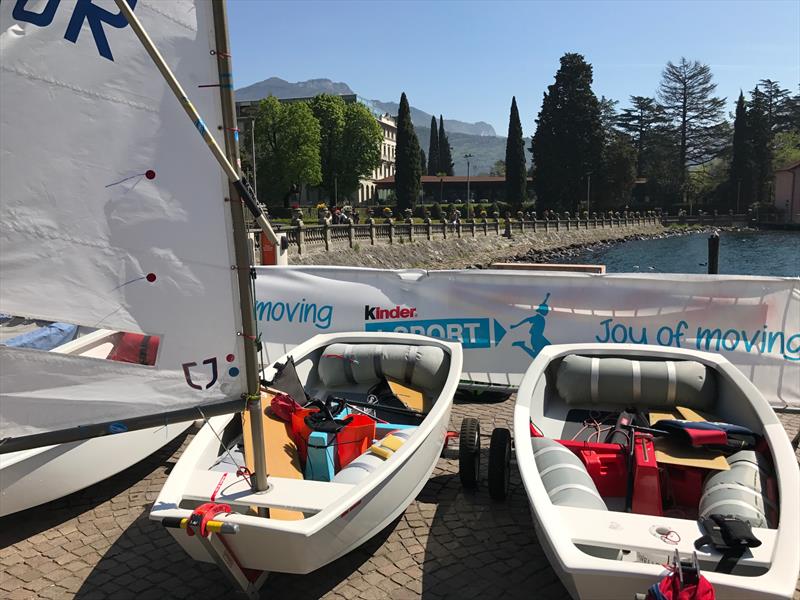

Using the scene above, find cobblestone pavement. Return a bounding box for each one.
[2,395,799,600]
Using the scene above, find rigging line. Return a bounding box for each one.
[195,406,250,486]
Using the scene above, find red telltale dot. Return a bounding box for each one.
[145,170,156,180]
[146,273,157,283]
[226,354,235,363]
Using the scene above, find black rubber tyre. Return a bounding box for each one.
[488,427,512,501]
[458,417,481,489]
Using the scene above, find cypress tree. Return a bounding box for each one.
[438,116,454,176]
[748,88,773,205]
[427,116,439,175]
[395,92,422,212]
[532,53,603,211]
[505,96,527,210]
[729,92,751,211]
[420,149,427,173]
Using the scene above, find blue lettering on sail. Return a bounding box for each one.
[12,0,60,26]
[12,0,137,62]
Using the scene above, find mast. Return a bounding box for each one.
[210,0,270,496]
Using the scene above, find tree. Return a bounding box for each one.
[254,96,321,207]
[748,87,773,205]
[338,101,383,198]
[595,133,637,209]
[531,53,604,212]
[657,58,727,183]
[755,79,791,133]
[309,94,347,203]
[427,116,439,175]
[489,160,506,177]
[505,96,527,210]
[773,130,800,169]
[438,116,454,176]
[729,91,751,211]
[395,92,422,212]
[420,149,427,173]
[617,96,671,176]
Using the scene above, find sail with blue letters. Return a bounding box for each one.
[0,0,248,439]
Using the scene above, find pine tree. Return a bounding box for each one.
[531,53,603,212]
[657,58,727,186]
[729,92,751,211]
[755,79,791,133]
[427,116,439,175]
[504,96,527,210]
[438,116,454,176]
[395,92,422,212]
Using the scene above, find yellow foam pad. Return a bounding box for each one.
[369,444,393,460]
[380,434,405,452]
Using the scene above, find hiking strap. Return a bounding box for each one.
[694,514,761,574]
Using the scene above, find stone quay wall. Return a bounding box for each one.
[282,218,665,270]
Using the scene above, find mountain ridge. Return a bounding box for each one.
[235,76,507,175]
[235,77,497,137]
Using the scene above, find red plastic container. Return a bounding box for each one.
[558,440,627,497]
[290,407,319,464]
[336,415,376,470]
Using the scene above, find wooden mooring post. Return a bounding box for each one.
[707,231,720,274]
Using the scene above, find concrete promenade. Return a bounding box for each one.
[1,396,798,600]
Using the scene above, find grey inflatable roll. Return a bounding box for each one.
[532,438,620,560]
[333,429,415,484]
[555,354,716,410]
[699,450,776,529]
[532,437,608,511]
[318,343,448,390]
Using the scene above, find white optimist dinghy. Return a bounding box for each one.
[496,343,799,600]
[150,332,461,595]
[1,0,286,515]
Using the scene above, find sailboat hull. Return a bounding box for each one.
[151,332,461,575]
[0,423,189,517]
[515,343,800,600]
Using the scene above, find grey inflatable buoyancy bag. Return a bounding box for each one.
[318,343,448,390]
[699,450,777,529]
[532,437,607,511]
[555,354,716,410]
[532,438,622,560]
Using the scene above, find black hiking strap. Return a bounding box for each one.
[694,515,761,574]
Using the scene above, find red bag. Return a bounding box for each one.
[270,393,303,423]
[646,571,715,600]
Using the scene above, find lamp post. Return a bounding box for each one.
[464,153,473,215]
[585,171,592,215]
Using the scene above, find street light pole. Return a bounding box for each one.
[464,153,473,215]
[250,117,257,200]
[586,171,592,215]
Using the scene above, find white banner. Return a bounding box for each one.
[254,267,800,409]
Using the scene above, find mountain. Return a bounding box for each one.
[369,100,496,137]
[236,77,355,101]
[234,77,508,175]
[417,127,519,178]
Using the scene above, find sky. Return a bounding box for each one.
[228,0,800,136]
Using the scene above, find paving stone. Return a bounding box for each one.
[1,402,799,600]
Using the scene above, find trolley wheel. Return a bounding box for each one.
[488,427,512,501]
[458,417,481,489]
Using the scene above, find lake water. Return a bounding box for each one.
[572,230,800,277]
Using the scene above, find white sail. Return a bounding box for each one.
[0,0,248,438]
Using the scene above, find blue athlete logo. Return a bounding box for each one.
[509,293,551,359]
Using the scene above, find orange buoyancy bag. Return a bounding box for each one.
[107,333,159,366]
